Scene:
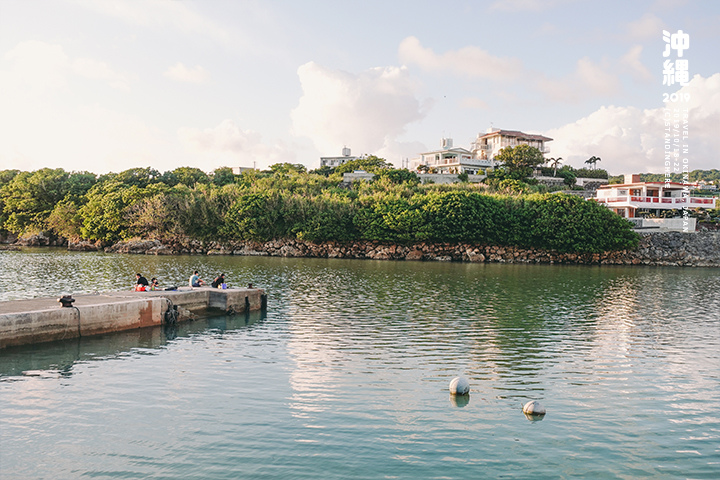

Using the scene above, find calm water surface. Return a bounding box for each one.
[1,249,719,479]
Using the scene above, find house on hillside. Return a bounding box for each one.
[412,138,486,174]
[471,128,553,168]
[594,174,716,231]
[410,128,553,173]
[320,147,359,168]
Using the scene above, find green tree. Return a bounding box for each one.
[270,163,307,175]
[585,156,601,170]
[309,165,336,177]
[376,169,420,185]
[221,192,287,240]
[1,168,72,234]
[527,193,637,253]
[211,167,236,186]
[417,191,499,243]
[171,167,210,187]
[547,157,563,176]
[79,181,167,242]
[354,196,426,243]
[494,145,545,180]
[334,155,392,175]
[44,171,97,240]
[107,167,162,188]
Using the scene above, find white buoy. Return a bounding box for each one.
[522,400,546,416]
[449,377,470,395]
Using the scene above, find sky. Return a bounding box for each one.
[1,0,719,176]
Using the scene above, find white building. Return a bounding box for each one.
[320,147,359,168]
[595,174,716,218]
[231,166,257,175]
[411,128,553,173]
[471,128,552,168]
[411,138,486,174]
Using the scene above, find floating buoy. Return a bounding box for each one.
[522,400,546,416]
[449,376,470,395]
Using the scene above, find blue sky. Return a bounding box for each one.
[1,0,718,175]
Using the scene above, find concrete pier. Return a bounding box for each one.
[0,287,266,349]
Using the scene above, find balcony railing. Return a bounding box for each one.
[427,158,490,167]
[596,195,715,207]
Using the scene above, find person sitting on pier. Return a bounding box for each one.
[189,271,204,288]
[150,277,160,290]
[211,273,226,289]
[135,273,149,291]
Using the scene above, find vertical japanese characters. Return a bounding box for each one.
[662,29,691,231]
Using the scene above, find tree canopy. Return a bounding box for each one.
[0,161,641,254]
[494,145,546,180]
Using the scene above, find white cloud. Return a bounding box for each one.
[576,57,622,96]
[1,41,134,94]
[624,13,665,41]
[70,0,231,44]
[164,62,210,84]
[536,56,622,101]
[398,36,522,81]
[0,100,169,174]
[619,45,653,83]
[460,97,490,109]
[547,74,720,174]
[489,0,575,11]
[73,58,135,90]
[0,42,167,173]
[179,119,295,169]
[1,40,69,94]
[290,61,429,157]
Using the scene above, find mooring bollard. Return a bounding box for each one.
[58,295,75,308]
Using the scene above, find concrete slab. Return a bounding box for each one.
[0,287,266,349]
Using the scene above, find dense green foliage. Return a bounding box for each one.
[540,166,609,180]
[0,164,643,253]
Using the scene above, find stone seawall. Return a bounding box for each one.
[97,232,720,267]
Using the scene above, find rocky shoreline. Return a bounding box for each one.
[5,230,718,267]
[56,232,718,267]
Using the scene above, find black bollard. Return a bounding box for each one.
[58,295,75,308]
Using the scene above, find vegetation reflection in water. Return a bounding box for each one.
[0,250,719,479]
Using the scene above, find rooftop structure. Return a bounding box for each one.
[320,147,358,168]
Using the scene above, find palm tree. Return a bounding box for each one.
[547,157,563,177]
[585,156,601,170]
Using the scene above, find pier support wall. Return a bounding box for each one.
[0,287,266,349]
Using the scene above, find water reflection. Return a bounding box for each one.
[449,394,470,408]
[1,252,720,479]
[0,310,266,379]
